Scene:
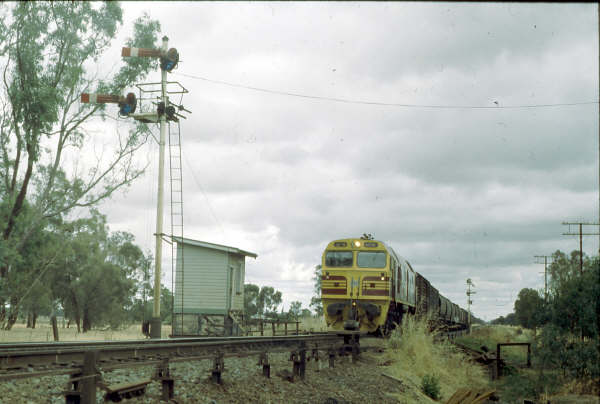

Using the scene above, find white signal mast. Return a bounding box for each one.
[82,36,187,339]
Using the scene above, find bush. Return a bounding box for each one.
[421,374,441,400]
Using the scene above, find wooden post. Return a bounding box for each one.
[272,322,276,336]
[496,344,501,379]
[285,322,288,336]
[260,321,264,336]
[82,350,98,404]
[211,353,224,384]
[527,343,531,367]
[328,348,335,368]
[296,321,299,335]
[51,315,59,342]
[299,342,306,380]
[351,335,360,363]
[259,352,270,378]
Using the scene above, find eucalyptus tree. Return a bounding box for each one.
[0,2,161,328]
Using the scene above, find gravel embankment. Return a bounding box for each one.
[1,340,404,403]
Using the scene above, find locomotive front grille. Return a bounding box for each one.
[322,275,347,295]
[361,276,389,296]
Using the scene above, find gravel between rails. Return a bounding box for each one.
[0,339,402,404]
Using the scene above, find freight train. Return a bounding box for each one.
[320,236,469,335]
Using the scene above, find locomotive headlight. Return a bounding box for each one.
[354,241,361,247]
[352,301,356,306]
[381,272,385,280]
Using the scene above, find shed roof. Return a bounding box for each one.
[172,236,258,258]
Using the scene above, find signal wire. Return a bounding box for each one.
[181,148,227,239]
[174,72,598,110]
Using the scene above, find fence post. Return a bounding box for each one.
[527,343,531,367]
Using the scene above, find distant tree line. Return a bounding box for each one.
[494,250,599,385]
[242,264,326,322]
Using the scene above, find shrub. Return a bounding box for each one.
[421,374,441,400]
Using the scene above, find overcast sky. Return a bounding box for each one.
[89,2,598,321]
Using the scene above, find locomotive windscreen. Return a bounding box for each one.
[325,251,353,267]
[357,252,387,268]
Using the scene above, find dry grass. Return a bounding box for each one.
[386,316,489,402]
[456,325,532,364]
[0,321,172,342]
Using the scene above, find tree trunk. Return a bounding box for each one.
[4,296,19,330]
[32,312,37,329]
[70,290,81,333]
[26,312,32,328]
[51,315,59,341]
[82,307,90,333]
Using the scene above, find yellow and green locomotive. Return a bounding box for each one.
[321,236,469,334]
[321,236,416,334]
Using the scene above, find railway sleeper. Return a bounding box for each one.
[102,378,151,402]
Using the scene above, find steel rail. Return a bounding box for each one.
[0,333,344,373]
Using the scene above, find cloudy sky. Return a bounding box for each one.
[90,3,598,321]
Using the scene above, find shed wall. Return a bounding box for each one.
[174,244,227,311]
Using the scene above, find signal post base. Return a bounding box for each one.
[150,317,162,339]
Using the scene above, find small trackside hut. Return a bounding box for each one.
[171,237,257,336]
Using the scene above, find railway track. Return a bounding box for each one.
[0,333,361,403]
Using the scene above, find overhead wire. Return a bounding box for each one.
[174,72,598,110]
[181,147,227,239]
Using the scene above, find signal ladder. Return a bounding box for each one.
[168,121,185,335]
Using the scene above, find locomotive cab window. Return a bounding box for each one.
[325,251,353,267]
[357,252,387,268]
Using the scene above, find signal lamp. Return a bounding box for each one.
[118,93,137,116]
[161,48,179,72]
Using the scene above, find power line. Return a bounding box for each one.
[174,72,598,110]
[181,148,227,239]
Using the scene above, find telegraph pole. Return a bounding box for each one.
[534,255,552,301]
[562,222,600,275]
[466,278,475,333]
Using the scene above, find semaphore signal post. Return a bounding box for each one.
[81,36,189,339]
[466,278,475,334]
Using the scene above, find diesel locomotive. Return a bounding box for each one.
[321,236,469,334]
